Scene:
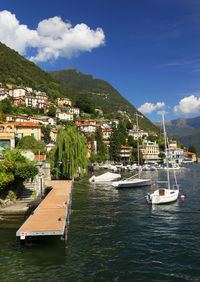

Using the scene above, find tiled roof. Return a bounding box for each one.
[34,155,46,161]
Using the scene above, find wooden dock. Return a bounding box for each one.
[16,180,73,240]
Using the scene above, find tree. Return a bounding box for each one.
[130,148,144,165]
[188,146,197,154]
[127,135,137,148]
[53,127,88,179]
[1,150,38,197]
[41,125,51,143]
[75,95,95,114]
[47,105,56,117]
[16,136,46,154]
[147,135,157,142]
[0,98,12,114]
[109,129,121,162]
[95,127,104,152]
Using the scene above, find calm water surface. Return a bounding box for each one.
[0,165,200,281]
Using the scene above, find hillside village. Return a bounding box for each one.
[0,84,197,165]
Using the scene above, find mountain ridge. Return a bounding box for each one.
[155,115,200,152]
[49,68,158,131]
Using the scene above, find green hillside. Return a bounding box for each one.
[49,68,158,131]
[0,42,79,101]
[178,128,200,153]
[0,42,157,131]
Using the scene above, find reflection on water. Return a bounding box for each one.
[0,164,200,281]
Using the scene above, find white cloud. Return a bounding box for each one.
[0,10,105,62]
[174,95,200,115]
[138,102,165,114]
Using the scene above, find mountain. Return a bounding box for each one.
[49,68,158,131]
[0,42,79,101]
[155,116,200,152]
[0,42,157,131]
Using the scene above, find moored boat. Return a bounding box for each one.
[146,113,179,205]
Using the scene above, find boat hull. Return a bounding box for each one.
[147,189,179,204]
[113,178,151,189]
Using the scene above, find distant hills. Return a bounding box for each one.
[0,42,157,131]
[49,68,158,131]
[155,116,200,152]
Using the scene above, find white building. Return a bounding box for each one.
[56,112,73,121]
[102,128,113,140]
[128,129,148,140]
[140,140,160,164]
[0,91,9,101]
[24,96,47,108]
[79,123,98,133]
[69,107,80,116]
[10,88,26,98]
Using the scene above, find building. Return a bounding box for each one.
[23,96,48,109]
[69,107,80,116]
[0,89,9,101]
[120,146,131,163]
[13,97,25,105]
[29,117,49,126]
[56,112,73,121]
[140,140,160,164]
[95,108,103,115]
[50,129,58,142]
[56,97,72,107]
[46,143,56,152]
[35,92,48,101]
[107,119,119,127]
[128,129,148,140]
[102,128,113,140]
[6,115,29,123]
[148,131,158,137]
[0,122,15,149]
[14,122,42,141]
[184,151,197,163]
[166,141,184,163]
[47,117,57,126]
[79,123,98,133]
[10,88,26,98]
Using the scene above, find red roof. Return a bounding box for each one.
[34,155,46,161]
[13,122,42,127]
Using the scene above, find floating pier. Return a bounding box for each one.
[16,180,73,240]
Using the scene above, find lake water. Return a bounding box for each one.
[0,165,200,281]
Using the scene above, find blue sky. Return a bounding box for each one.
[1,0,200,121]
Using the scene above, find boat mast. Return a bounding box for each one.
[135,113,143,178]
[162,113,170,189]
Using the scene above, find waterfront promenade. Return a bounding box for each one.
[16,180,73,240]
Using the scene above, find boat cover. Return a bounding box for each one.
[89,172,121,183]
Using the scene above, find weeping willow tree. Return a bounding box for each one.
[54,127,88,179]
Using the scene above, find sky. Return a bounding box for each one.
[1,0,200,122]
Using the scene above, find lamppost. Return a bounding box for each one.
[38,171,44,197]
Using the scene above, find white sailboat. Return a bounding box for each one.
[146,114,179,204]
[112,113,151,189]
